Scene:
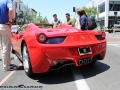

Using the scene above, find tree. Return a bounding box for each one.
[18,10,24,18]
[40,16,49,23]
[34,16,49,23]
[33,13,49,23]
[23,5,32,23]
[23,10,32,20]
[76,6,98,17]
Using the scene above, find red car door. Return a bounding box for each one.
[16,25,28,56]
[12,33,20,54]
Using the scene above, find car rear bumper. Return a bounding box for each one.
[28,41,106,73]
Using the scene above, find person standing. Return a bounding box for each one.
[64,13,74,26]
[0,0,17,71]
[78,9,88,30]
[75,11,81,29]
[52,14,61,25]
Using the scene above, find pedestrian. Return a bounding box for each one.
[75,11,81,29]
[0,0,17,71]
[52,14,61,25]
[64,13,74,26]
[77,8,88,30]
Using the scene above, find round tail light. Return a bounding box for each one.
[36,33,47,43]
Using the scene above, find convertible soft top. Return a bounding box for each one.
[34,23,53,26]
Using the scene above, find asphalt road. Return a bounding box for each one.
[0,32,120,90]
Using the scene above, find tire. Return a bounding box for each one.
[22,43,33,76]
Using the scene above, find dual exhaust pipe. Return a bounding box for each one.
[79,58,92,65]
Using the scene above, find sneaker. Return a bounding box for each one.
[3,66,17,71]
[10,64,17,67]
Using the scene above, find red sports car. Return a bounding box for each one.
[11,23,107,76]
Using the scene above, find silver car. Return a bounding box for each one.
[11,25,20,33]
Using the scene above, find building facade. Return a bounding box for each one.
[12,0,37,24]
[87,0,120,28]
[12,0,24,18]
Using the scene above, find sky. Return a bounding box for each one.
[22,0,90,23]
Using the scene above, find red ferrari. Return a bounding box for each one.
[11,23,106,76]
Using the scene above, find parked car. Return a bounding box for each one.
[11,23,107,76]
[11,25,20,33]
[114,21,120,32]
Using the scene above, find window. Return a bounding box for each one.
[109,1,120,11]
[98,2,105,13]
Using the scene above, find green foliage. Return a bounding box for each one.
[20,10,49,23]
[18,10,24,18]
[40,16,49,23]
[76,7,98,17]
[33,16,49,23]
[19,4,49,24]
[23,6,32,20]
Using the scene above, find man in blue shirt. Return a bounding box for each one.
[0,0,17,71]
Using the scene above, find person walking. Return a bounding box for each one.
[77,8,88,30]
[0,0,17,71]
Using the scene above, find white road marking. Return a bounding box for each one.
[107,44,120,48]
[0,63,22,86]
[72,43,120,90]
[73,68,90,90]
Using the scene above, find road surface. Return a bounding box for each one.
[0,32,120,90]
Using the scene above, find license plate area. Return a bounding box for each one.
[78,46,92,55]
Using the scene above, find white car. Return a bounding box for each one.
[11,25,20,33]
[114,21,120,31]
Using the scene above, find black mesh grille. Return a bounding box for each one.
[42,36,66,44]
[95,35,105,40]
